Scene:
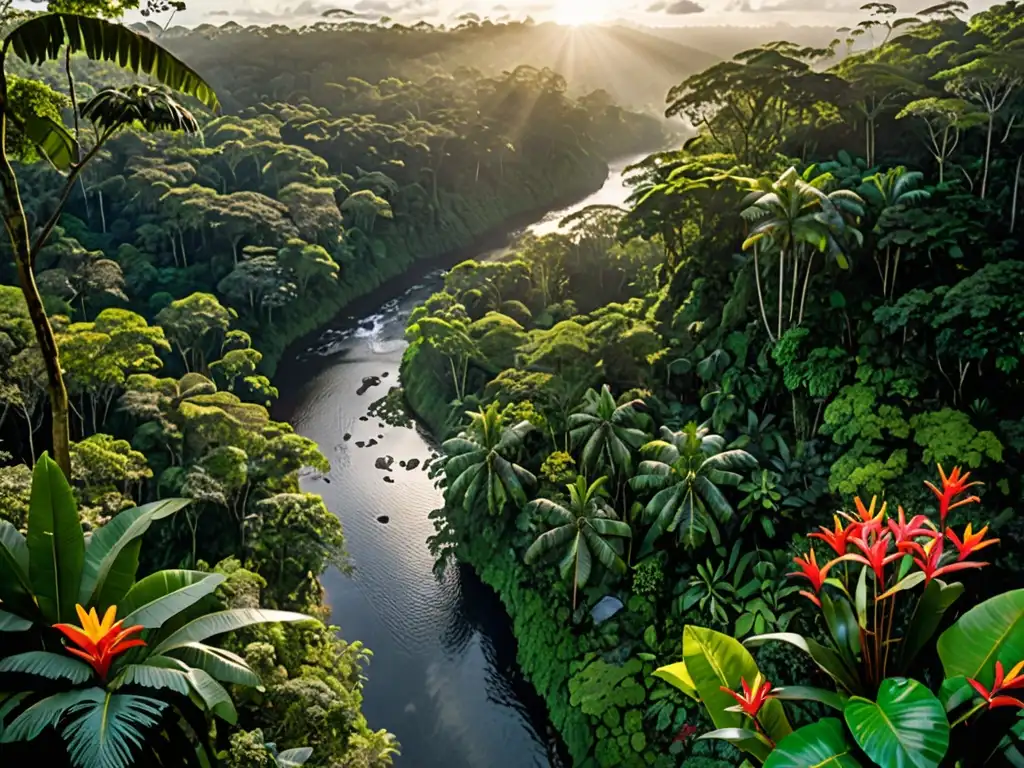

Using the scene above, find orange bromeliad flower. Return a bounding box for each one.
[809,515,859,556]
[924,465,981,524]
[968,661,1024,710]
[841,496,886,539]
[789,549,837,606]
[54,604,145,680]
[721,675,776,718]
[946,523,1000,561]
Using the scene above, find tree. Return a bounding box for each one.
[277,239,339,294]
[897,97,986,183]
[441,402,536,516]
[861,166,931,299]
[568,385,647,482]
[0,11,218,477]
[156,293,234,373]
[630,422,757,554]
[523,475,631,610]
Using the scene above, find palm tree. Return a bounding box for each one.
[861,166,930,299]
[738,166,864,337]
[568,385,647,482]
[630,422,757,555]
[441,402,536,515]
[0,13,219,477]
[524,475,631,610]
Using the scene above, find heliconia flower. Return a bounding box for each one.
[789,549,837,606]
[841,496,886,539]
[809,515,859,556]
[887,505,938,547]
[720,675,775,718]
[903,537,987,584]
[946,523,1000,561]
[54,604,146,680]
[842,533,902,585]
[924,465,981,524]
[967,661,1024,710]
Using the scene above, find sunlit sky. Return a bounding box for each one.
[26,0,1001,28]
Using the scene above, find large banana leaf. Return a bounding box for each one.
[937,589,1024,688]
[0,520,33,615]
[151,609,314,655]
[844,678,948,768]
[17,111,77,171]
[746,632,862,695]
[26,453,84,624]
[0,689,86,743]
[119,570,225,629]
[0,651,93,684]
[0,609,31,631]
[111,663,190,696]
[165,641,261,687]
[186,667,237,723]
[62,690,166,768]
[899,578,963,669]
[78,498,191,608]
[4,14,219,112]
[764,718,862,767]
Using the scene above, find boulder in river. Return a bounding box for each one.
[382,475,394,484]
[343,433,352,441]
[377,515,389,524]
[355,440,365,448]
[382,371,389,378]
[359,416,369,422]
[357,375,382,396]
[366,438,378,447]
[406,458,420,471]
[375,455,394,471]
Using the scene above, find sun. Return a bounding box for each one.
[552,0,610,26]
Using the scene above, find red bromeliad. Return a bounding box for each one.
[809,514,859,556]
[924,465,982,524]
[54,604,146,680]
[887,505,937,547]
[902,537,987,584]
[842,495,886,535]
[946,523,1000,561]
[721,675,776,718]
[967,661,1024,710]
[843,532,902,584]
[789,548,836,606]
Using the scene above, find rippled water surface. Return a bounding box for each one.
[275,156,644,767]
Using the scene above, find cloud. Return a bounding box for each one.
[646,1,666,9]
[662,0,704,12]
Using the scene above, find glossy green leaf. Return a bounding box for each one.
[844,678,949,768]
[0,651,93,684]
[118,569,222,628]
[936,589,1024,688]
[901,578,963,669]
[277,747,314,767]
[821,593,861,660]
[0,609,30,632]
[164,642,261,687]
[773,685,849,711]
[0,520,33,614]
[18,111,77,171]
[653,661,697,699]
[854,565,868,629]
[746,632,861,694]
[699,727,774,750]
[186,667,237,724]
[111,663,190,696]
[764,718,862,768]
[26,453,84,624]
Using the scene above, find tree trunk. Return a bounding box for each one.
[777,249,784,339]
[981,112,994,199]
[1013,154,1023,233]
[752,244,774,342]
[98,190,106,234]
[797,251,815,326]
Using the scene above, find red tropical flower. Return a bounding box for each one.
[673,724,699,743]
[843,533,902,584]
[810,514,860,556]
[946,523,1000,561]
[903,537,987,584]
[968,661,1024,710]
[721,675,775,718]
[924,465,981,524]
[789,549,837,606]
[841,495,886,539]
[887,505,937,548]
[54,604,146,680]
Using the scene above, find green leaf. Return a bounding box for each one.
[682,625,791,761]
[164,642,261,687]
[0,520,33,614]
[186,667,237,724]
[746,632,862,695]
[653,661,697,699]
[821,593,861,660]
[699,728,774,750]
[118,570,223,628]
[0,651,93,684]
[844,678,949,768]
[937,675,975,713]
[62,690,167,768]
[900,578,963,669]
[1,689,87,743]
[877,571,925,600]
[854,565,868,629]
[773,685,849,711]
[277,747,314,767]
[18,111,77,171]
[79,499,190,608]
[6,14,220,111]
[111,663,190,696]
[0,609,30,632]
[764,718,862,767]
[936,589,1024,688]
[150,610,312,656]
[26,453,84,624]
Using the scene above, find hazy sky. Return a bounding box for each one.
[16,0,1005,28]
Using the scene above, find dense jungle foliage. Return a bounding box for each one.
[0,1,665,766]
[413,1,1024,765]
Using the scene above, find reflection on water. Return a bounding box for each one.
[275,156,647,767]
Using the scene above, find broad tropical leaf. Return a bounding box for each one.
[844,678,948,768]
[61,690,166,768]
[5,14,220,112]
[746,632,862,695]
[0,609,31,631]
[26,453,84,624]
[18,111,77,171]
[0,520,33,614]
[900,578,963,668]
[764,718,862,768]
[119,570,225,629]
[152,609,313,654]
[111,663,190,696]
[277,747,314,766]
[79,499,191,608]
[165,642,261,687]
[0,651,93,684]
[0,689,86,743]
[186,668,237,724]
[936,589,1024,688]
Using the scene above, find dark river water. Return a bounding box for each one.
[274,156,643,768]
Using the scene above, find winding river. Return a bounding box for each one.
[275,155,644,768]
